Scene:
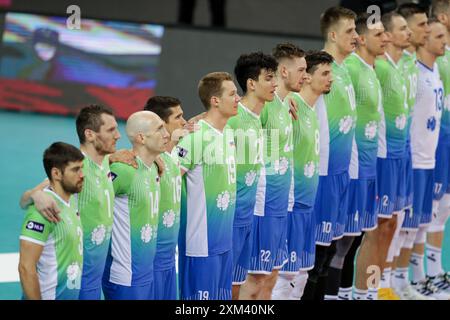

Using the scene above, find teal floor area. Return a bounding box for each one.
[0,110,449,299]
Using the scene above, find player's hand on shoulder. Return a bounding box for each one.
[31,190,61,223]
[155,155,165,177]
[187,112,206,124]
[109,149,138,169]
[288,97,298,121]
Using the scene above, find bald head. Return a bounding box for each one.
[126,111,163,145]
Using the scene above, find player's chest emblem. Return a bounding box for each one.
[305,117,312,128]
[425,78,432,87]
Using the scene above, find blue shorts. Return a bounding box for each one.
[345,178,378,235]
[102,280,153,300]
[232,224,253,285]
[78,287,102,300]
[248,215,287,274]
[399,152,414,209]
[433,142,450,200]
[281,204,315,273]
[178,250,232,300]
[154,266,177,300]
[376,158,403,218]
[402,169,434,230]
[314,172,350,246]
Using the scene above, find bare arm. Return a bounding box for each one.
[19,180,61,223]
[154,155,165,177]
[109,149,138,169]
[18,240,44,300]
[188,112,206,124]
[19,179,49,209]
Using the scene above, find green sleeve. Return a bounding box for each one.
[20,206,54,245]
[227,115,238,130]
[110,162,135,195]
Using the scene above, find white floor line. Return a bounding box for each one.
[0,253,20,283]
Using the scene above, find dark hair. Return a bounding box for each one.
[144,96,181,122]
[272,43,305,61]
[234,52,278,93]
[33,27,59,46]
[76,104,114,144]
[305,50,334,74]
[43,142,84,181]
[397,3,428,20]
[320,6,357,39]
[432,0,450,17]
[381,11,403,32]
[427,16,443,25]
[355,12,372,35]
[198,72,234,110]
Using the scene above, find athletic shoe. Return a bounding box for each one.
[411,278,450,300]
[427,272,450,294]
[395,284,435,300]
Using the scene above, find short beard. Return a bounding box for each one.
[93,138,113,156]
[61,177,83,194]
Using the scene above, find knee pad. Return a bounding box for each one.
[395,231,407,257]
[386,233,399,263]
[395,210,406,234]
[290,271,308,300]
[414,226,428,245]
[428,195,450,232]
[402,230,418,249]
[330,237,355,269]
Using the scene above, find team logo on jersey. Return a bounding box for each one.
[274,157,289,175]
[26,221,44,233]
[425,78,432,87]
[365,121,378,140]
[66,262,81,290]
[427,116,437,131]
[216,191,231,211]
[339,116,353,134]
[305,117,312,128]
[140,224,154,243]
[163,210,176,228]
[245,170,257,187]
[91,224,106,245]
[395,114,407,130]
[304,161,316,178]
[177,146,188,158]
